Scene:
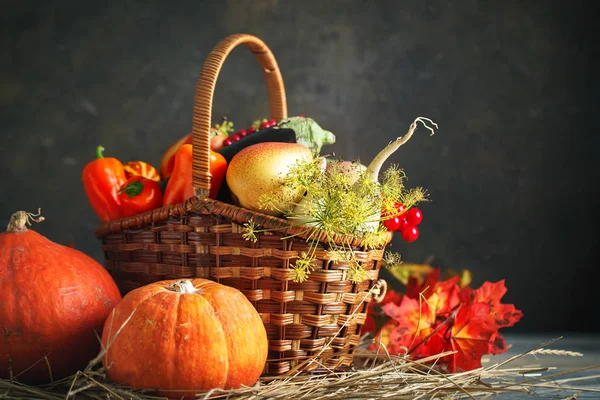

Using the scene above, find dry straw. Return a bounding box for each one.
[1,337,598,400]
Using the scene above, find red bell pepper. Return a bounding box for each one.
[118,176,163,217]
[162,144,227,206]
[82,146,127,223]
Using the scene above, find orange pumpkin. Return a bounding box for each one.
[101,278,268,396]
[0,210,122,383]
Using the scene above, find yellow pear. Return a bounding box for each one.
[226,142,312,216]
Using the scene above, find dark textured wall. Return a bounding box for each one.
[1,0,597,333]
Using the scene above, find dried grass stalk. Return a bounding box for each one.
[529,349,584,357]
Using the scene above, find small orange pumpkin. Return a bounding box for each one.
[0,210,122,383]
[101,278,268,396]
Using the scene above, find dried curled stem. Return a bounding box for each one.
[6,208,45,233]
[167,279,199,294]
[364,117,439,183]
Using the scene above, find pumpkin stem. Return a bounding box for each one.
[6,209,45,233]
[167,279,198,294]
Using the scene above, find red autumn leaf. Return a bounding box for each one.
[409,328,448,360]
[439,302,498,372]
[436,281,523,372]
[460,280,524,329]
[489,333,508,355]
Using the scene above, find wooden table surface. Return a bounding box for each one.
[483,332,600,399]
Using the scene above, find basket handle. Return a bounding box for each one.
[191,34,288,197]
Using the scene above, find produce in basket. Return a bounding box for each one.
[82,146,162,222]
[214,116,335,203]
[325,159,367,185]
[123,160,160,182]
[0,210,121,383]
[159,117,234,180]
[217,116,336,161]
[225,142,315,216]
[288,117,437,232]
[82,146,127,222]
[117,176,163,218]
[162,143,227,205]
[276,116,336,155]
[239,117,437,282]
[215,125,297,163]
[100,278,267,396]
[381,201,424,242]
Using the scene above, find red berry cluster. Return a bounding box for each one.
[222,119,277,147]
[382,202,423,242]
[259,119,278,130]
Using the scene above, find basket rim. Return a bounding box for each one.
[94,196,393,249]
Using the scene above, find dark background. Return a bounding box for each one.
[1,0,597,333]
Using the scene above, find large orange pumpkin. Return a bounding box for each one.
[0,210,122,383]
[101,278,268,396]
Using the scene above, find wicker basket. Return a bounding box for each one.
[94,34,391,376]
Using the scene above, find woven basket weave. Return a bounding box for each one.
[94,34,391,376]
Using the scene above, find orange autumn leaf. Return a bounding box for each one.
[380,297,445,358]
[423,276,461,316]
[376,275,461,358]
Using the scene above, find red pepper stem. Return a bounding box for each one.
[96,146,105,159]
[119,180,145,198]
